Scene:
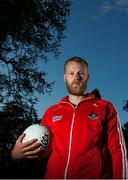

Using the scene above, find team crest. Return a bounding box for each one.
[88,113,98,120]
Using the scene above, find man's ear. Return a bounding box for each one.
[87,74,90,81]
[64,74,66,82]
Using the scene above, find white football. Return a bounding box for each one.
[22,124,50,151]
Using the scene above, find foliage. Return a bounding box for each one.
[122,122,128,157]
[0,0,70,106]
[0,0,70,49]
[122,100,128,157]
[123,100,128,112]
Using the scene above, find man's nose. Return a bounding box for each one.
[74,73,82,81]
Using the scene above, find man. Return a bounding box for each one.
[11,56,127,179]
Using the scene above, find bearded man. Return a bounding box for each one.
[11,56,127,179]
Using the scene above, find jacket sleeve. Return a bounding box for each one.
[40,107,51,126]
[106,102,128,179]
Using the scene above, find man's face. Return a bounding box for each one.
[64,61,89,96]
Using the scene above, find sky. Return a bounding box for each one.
[35,0,128,126]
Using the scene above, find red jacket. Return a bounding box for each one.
[41,91,127,179]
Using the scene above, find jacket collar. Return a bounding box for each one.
[60,89,101,103]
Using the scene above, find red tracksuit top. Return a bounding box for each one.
[41,91,127,179]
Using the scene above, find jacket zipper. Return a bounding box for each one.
[62,98,90,179]
[64,106,76,179]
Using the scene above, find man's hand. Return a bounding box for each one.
[11,133,41,163]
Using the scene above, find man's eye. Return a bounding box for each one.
[79,72,83,75]
[70,72,74,75]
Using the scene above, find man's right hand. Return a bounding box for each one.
[11,133,42,163]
